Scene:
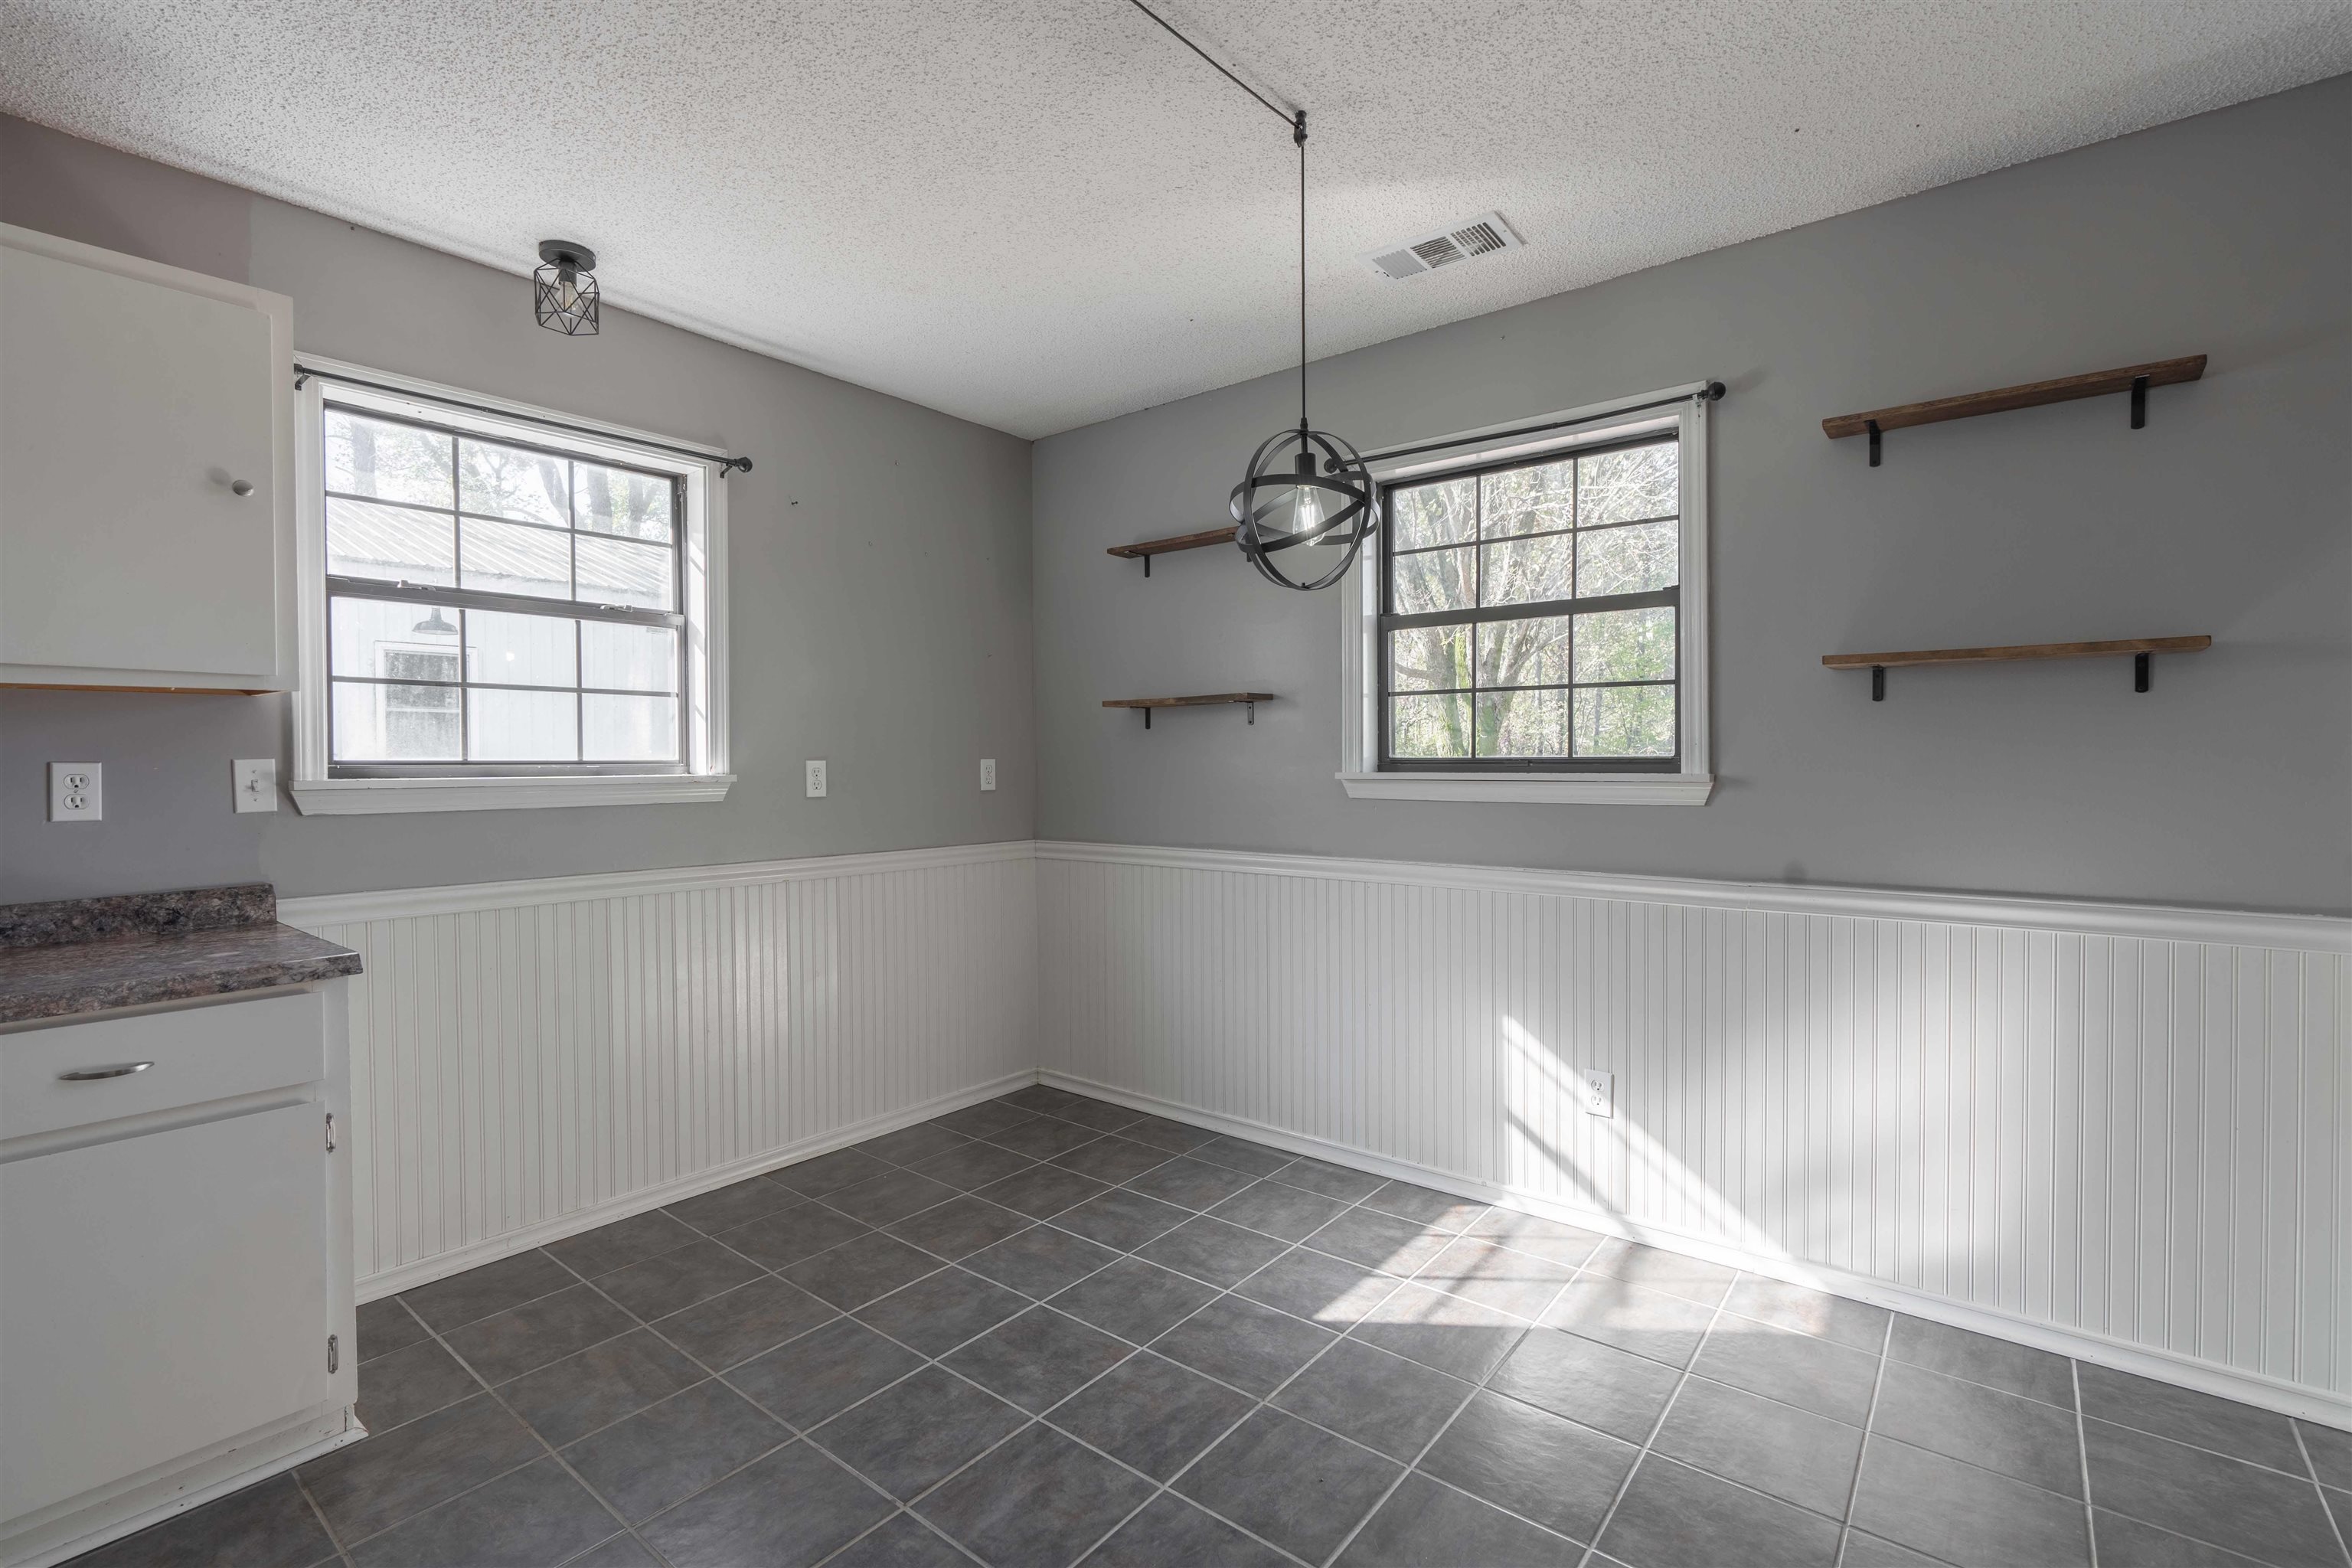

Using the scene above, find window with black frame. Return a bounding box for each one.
[322,404,687,775]
[1380,433,1679,769]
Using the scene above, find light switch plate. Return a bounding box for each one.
[48,763,102,822]
[805,760,828,798]
[1579,1068,1613,1118]
[234,758,279,813]
[980,758,998,792]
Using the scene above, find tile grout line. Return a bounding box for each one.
[381,1103,1700,1561]
[805,1503,988,1568]
[371,1099,2023,1563]
[2294,1420,2352,1568]
[2074,1358,2099,1568]
[704,1111,1830,1564]
[1315,1247,1583,1566]
[875,1177,1410,1568]
[386,1272,682,1566]
[1574,1267,1739,1568]
[734,1110,1484,1567]
[590,1138,1322,1563]
[289,1462,358,1566]
[1833,1305,1900,1568]
[1038,1240,1426,1568]
[344,1092,2294,1568]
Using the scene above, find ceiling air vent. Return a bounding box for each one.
[1365,211,1523,279]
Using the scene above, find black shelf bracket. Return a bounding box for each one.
[1867,420,1882,468]
[1134,700,1256,727]
[2130,374,2149,430]
[1870,650,2162,702]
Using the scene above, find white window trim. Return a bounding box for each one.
[288,355,733,815]
[1337,382,1714,805]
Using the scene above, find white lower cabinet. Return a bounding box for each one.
[0,985,357,1567]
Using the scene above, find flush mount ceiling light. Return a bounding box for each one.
[533,240,599,335]
[1125,1,1373,592]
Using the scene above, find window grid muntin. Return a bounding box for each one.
[1378,432,1680,772]
[323,400,687,774]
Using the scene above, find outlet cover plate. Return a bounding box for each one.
[48,762,102,822]
[805,760,828,798]
[1579,1068,1613,1118]
[980,758,997,792]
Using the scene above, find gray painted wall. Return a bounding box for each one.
[1032,78,2350,915]
[0,116,1036,900]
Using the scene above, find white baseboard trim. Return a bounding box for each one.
[2,1413,364,1568]
[357,1069,1037,1301]
[1040,1068,2352,1430]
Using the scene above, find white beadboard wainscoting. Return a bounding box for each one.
[280,841,1038,1298]
[1035,841,2352,1421]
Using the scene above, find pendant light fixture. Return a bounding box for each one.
[1125,2,1374,590]
[533,240,600,335]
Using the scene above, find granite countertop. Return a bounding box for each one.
[0,884,361,1026]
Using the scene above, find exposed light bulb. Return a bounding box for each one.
[1292,479,1324,540]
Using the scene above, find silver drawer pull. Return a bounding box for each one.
[57,1062,154,1081]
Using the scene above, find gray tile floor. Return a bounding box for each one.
[68,1084,2352,1568]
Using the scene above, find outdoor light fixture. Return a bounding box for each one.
[533,240,599,335]
[1124,1,1372,591]
[412,608,456,636]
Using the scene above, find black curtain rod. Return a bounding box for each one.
[1337,384,1726,472]
[293,364,753,474]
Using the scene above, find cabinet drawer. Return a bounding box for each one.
[0,991,325,1141]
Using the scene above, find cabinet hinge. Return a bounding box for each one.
[325,1112,336,1153]
[327,1334,339,1374]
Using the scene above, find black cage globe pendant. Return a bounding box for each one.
[533,240,600,335]
[1229,110,1373,592]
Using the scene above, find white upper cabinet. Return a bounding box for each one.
[1,224,296,691]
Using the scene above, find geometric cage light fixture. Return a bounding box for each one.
[1224,107,1375,593]
[533,240,599,336]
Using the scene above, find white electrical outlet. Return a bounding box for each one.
[48,762,102,822]
[234,758,279,813]
[805,760,828,798]
[1579,1068,1614,1118]
[980,758,998,792]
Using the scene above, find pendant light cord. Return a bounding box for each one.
[1120,0,1295,127]
[1118,0,1313,433]
[1298,112,1308,431]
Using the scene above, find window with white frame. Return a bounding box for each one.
[289,361,731,814]
[1338,386,1712,804]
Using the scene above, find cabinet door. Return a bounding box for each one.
[0,1101,329,1520]
[0,237,285,684]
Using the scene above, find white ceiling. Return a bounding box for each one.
[5,2,2348,438]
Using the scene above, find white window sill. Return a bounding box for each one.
[1336,771,1714,805]
[290,773,735,815]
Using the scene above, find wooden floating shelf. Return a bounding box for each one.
[1103,691,1274,727]
[1107,526,1237,576]
[1824,354,2205,466]
[1824,636,2210,701]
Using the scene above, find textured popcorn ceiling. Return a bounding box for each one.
[5,2,2347,437]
